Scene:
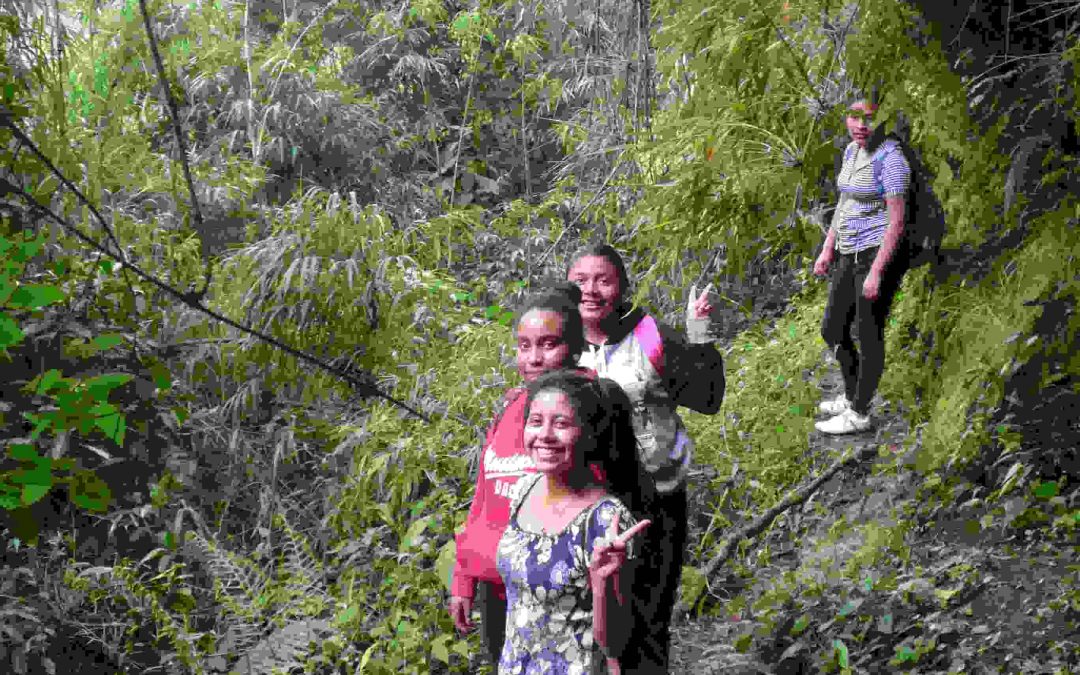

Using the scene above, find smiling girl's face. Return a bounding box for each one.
[567,255,622,324]
[515,310,571,383]
[523,389,581,479]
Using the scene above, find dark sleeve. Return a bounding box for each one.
[600,556,640,659]
[656,321,725,414]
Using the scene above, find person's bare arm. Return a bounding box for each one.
[870,196,906,275]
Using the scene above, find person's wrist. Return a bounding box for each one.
[686,317,711,344]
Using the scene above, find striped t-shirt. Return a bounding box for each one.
[832,139,911,254]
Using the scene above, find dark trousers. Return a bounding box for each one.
[476,581,507,667]
[622,487,688,674]
[821,246,906,415]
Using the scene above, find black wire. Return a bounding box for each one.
[0,113,430,423]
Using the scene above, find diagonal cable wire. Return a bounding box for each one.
[0,114,428,422]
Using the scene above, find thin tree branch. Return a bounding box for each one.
[137,0,212,302]
[449,63,477,207]
[674,440,879,621]
[0,114,429,423]
[532,155,626,272]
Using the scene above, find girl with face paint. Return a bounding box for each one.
[496,369,652,675]
[449,283,593,667]
[813,94,911,435]
[566,243,725,674]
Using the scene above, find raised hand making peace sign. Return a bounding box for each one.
[686,282,717,344]
[688,283,716,321]
[589,516,651,674]
[589,517,652,591]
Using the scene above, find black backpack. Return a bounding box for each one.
[866,126,946,270]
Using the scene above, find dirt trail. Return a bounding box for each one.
[669,359,1078,672]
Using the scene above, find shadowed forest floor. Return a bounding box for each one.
[670,357,1078,673]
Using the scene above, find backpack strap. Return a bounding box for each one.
[870,138,899,196]
[632,315,664,379]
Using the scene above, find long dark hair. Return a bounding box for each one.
[524,369,653,517]
[515,282,585,360]
[565,243,633,319]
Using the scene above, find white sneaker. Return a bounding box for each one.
[815,408,872,435]
[818,395,852,416]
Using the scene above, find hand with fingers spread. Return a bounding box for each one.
[686,283,716,343]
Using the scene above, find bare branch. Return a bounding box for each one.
[137,0,213,302]
[0,114,429,423]
[674,440,879,620]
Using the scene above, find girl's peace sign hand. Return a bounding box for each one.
[588,517,651,601]
[688,283,716,321]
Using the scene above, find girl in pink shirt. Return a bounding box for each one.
[449,283,592,666]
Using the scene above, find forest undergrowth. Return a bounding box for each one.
[1,0,1078,673]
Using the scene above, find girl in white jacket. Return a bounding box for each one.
[566,243,725,674]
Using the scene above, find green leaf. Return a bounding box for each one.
[91,334,124,352]
[833,639,849,668]
[0,312,25,348]
[34,369,64,395]
[734,632,752,653]
[98,259,113,274]
[70,471,111,512]
[173,407,188,425]
[15,239,42,262]
[484,304,500,319]
[1034,481,1058,499]
[894,645,917,662]
[498,310,515,326]
[452,12,477,31]
[9,444,37,461]
[0,481,20,510]
[164,531,175,549]
[401,515,432,551]
[336,605,359,626]
[150,362,172,391]
[90,403,125,446]
[12,456,52,489]
[791,615,809,635]
[20,483,51,506]
[431,637,450,663]
[435,540,456,593]
[85,373,133,401]
[8,284,66,310]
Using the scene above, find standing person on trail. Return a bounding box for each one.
[566,244,726,674]
[449,283,592,667]
[813,96,911,435]
[496,369,653,675]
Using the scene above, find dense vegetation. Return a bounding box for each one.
[0,0,1076,673]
